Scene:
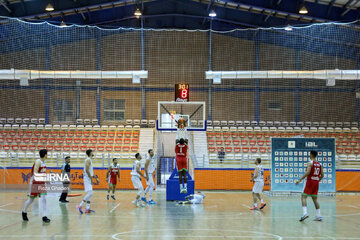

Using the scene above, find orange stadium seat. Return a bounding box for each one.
[131,146,139,152]
[100,131,107,137]
[117,132,123,137]
[354,148,360,154]
[84,131,91,137]
[57,138,64,144]
[350,141,358,146]
[89,145,96,151]
[336,141,341,146]
[0,130,7,136]
[233,140,240,145]
[124,132,132,137]
[72,146,79,151]
[356,133,360,139]
[67,131,75,137]
[279,132,287,137]
[82,138,89,144]
[114,146,121,151]
[90,138,97,144]
[214,132,221,138]
[225,147,232,153]
[17,130,24,136]
[208,147,216,152]
[98,138,106,144]
[224,140,231,145]
[255,132,263,138]
[122,146,130,152]
[266,140,271,146]
[54,145,61,151]
[76,131,83,137]
[115,138,122,144]
[216,140,223,145]
[80,145,88,151]
[341,141,349,146]
[263,133,270,138]
[270,132,279,137]
[74,138,81,144]
[247,133,254,138]
[108,131,115,137]
[124,138,131,144]
[234,147,241,152]
[106,146,114,152]
[97,146,104,151]
[207,132,214,138]
[208,140,215,145]
[92,131,99,137]
[346,133,353,139]
[37,145,45,150]
[132,139,139,144]
[133,132,140,138]
[107,138,114,144]
[241,140,248,145]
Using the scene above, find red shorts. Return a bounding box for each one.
[303,179,319,196]
[176,156,187,172]
[29,182,46,198]
[109,177,117,186]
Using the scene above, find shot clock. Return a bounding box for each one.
[175,84,189,102]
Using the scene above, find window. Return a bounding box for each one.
[268,102,282,111]
[53,100,73,122]
[103,99,125,121]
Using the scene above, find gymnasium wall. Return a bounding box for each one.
[0,31,358,123]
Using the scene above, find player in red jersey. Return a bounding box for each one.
[175,138,188,194]
[296,150,324,222]
[106,158,120,200]
[22,149,51,223]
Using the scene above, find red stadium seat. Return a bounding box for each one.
[279,132,287,137]
[239,132,246,138]
[336,141,341,146]
[249,140,257,146]
[288,133,295,137]
[231,132,238,138]
[132,139,139,144]
[0,130,8,136]
[338,133,345,139]
[98,138,106,144]
[34,131,41,137]
[12,145,19,151]
[100,131,107,137]
[29,145,36,151]
[241,140,248,145]
[356,133,360,139]
[90,138,97,144]
[133,132,140,138]
[54,145,61,151]
[216,140,223,145]
[225,147,232,153]
[247,133,254,138]
[124,138,131,144]
[107,138,114,144]
[117,132,123,137]
[250,147,258,153]
[47,145,54,151]
[3,145,10,150]
[63,145,71,151]
[92,131,99,137]
[242,147,250,153]
[108,131,115,137]
[0,137,4,143]
[267,147,271,153]
[207,132,214,138]
[336,147,344,154]
[20,145,27,151]
[266,140,271,146]
[106,146,114,152]
[259,147,267,153]
[223,133,230,139]
[17,130,24,136]
[89,145,96,151]
[65,138,72,144]
[50,131,58,137]
[31,137,38,143]
[321,133,329,138]
[97,146,105,151]
[115,138,122,144]
[48,137,56,143]
[214,132,221,138]
[122,146,130,152]
[72,146,79,151]
[345,148,353,154]
[114,146,122,151]
[74,138,81,144]
[312,133,320,138]
[25,131,32,137]
[84,131,91,137]
[40,137,47,144]
[329,133,337,138]
[37,145,46,150]
[124,132,132,137]
[9,130,16,136]
[76,131,83,137]
[80,145,88,151]
[42,131,50,137]
[234,147,241,153]
[341,141,349,146]
[59,131,66,137]
[270,132,279,137]
[350,141,358,147]
[208,147,216,152]
[233,140,240,145]
[255,133,263,138]
[57,138,64,144]
[82,138,89,144]
[257,140,265,146]
[6,137,13,143]
[224,140,231,145]
[354,148,360,154]
[346,133,353,139]
[263,133,270,139]
[131,146,139,152]
[14,137,22,143]
[208,140,215,145]
[67,131,75,137]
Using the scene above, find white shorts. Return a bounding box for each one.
[252,181,264,194]
[146,174,154,187]
[83,176,93,192]
[131,176,143,190]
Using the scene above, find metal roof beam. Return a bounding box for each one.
[0,0,11,13]
[341,0,360,16]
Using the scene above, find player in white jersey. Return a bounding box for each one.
[176,118,188,144]
[143,149,157,204]
[249,158,266,210]
[178,192,206,205]
[78,149,99,214]
[131,153,146,207]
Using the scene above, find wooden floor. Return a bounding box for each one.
[0,190,360,239]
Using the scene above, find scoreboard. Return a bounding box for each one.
[271,138,336,192]
[175,84,189,102]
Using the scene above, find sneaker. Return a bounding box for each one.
[314,216,323,221]
[42,216,51,223]
[249,206,258,210]
[132,200,137,205]
[85,209,95,214]
[136,202,145,207]
[299,214,309,222]
[107,195,109,200]
[22,212,28,221]
[259,203,267,210]
[141,197,148,203]
[77,206,83,214]
[111,195,116,200]
[148,200,157,204]
[183,188,188,194]
[180,189,184,194]
[59,200,69,203]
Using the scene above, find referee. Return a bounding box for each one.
[59,156,71,203]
